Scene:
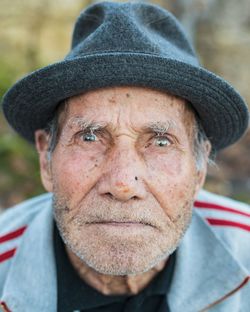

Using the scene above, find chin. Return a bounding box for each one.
[69,239,176,276]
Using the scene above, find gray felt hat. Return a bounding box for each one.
[2,1,249,150]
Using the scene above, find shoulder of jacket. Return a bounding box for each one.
[195,189,250,271]
[196,189,250,211]
[0,193,52,234]
[0,193,52,264]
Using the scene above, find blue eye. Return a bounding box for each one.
[82,133,97,142]
[154,137,171,147]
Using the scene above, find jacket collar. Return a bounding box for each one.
[168,211,249,312]
[1,201,249,312]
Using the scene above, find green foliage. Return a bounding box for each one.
[0,60,18,98]
[0,124,45,207]
[0,58,45,208]
[232,193,250,205]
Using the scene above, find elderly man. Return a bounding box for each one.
[0,2,249,312]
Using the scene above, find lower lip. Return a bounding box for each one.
[91,222,149,228]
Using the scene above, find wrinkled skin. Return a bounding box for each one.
[36,86,208,295]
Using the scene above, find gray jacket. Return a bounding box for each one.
[0,190,249,312]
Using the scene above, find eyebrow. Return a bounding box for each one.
[66,117,107,132]
[65,117,178,134]
[143,121,177,134]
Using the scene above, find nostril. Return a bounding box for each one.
[105,192,114,199]
[104,192,139,201]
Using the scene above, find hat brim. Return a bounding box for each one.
[2,53,249,150]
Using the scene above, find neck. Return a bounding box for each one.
[66,248,168,295]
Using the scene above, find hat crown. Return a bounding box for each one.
[67,1,198,65]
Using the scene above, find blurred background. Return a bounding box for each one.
[0,0,249,210]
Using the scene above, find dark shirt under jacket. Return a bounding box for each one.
[53,222,176,312]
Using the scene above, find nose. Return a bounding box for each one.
[97,145,147,202]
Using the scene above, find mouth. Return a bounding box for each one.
[87,221,155,228]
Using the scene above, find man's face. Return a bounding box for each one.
[37,86,206,275]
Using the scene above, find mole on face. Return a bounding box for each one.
[126,93,130,98]
[108,96,116,104]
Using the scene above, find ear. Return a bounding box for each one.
[35,130,53,192]
[194,141,212,198]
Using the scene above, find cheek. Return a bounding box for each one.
[51,148,104,196]
[146,151,186,178]
[145,152,197,217]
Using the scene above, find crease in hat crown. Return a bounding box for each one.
[67,1,198,66]
[1,1,249,150]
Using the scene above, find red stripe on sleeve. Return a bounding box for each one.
[0,248,16,263]
[195,201,250,218]
[207,218,250,232]
[0,226,27,244]
[0,301,12,312]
